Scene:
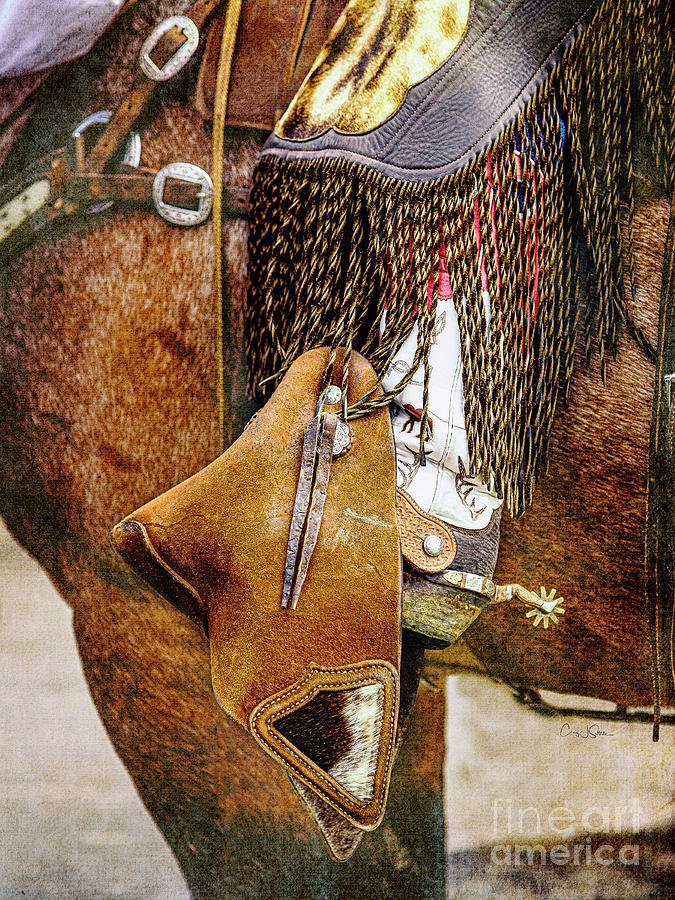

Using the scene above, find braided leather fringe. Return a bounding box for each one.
[246,0,673,516]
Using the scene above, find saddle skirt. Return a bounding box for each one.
[112,349,405,845]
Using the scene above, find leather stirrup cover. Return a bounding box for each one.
[112,348,401,831]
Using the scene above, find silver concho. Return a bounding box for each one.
[324,385,342,406]
[332,419,353,458]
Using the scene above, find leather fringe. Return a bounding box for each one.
[246,0,673,517]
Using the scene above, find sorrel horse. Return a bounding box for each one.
[0,0,671,896]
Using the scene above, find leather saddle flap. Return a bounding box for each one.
[112,348,401,830]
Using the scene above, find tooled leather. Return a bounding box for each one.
[262,0,599,180]
[396,488,457,574]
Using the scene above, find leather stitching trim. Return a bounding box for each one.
[383,0,599,164]
[380,0,522,154]
[249,661,398,828]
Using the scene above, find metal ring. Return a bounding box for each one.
[72,110,142,214]
[71,110,142,168]
[71,109,113,138]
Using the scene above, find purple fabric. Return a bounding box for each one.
[0,0,124,76]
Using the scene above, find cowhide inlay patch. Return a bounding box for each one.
[276,683,385,801]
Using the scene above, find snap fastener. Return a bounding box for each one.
[423,534,443,557]
[324,385,342,405]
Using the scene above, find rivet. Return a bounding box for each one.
[53,198,64,210]
[324,385,342,406]
[423,534,443,557]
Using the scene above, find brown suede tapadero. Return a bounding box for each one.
[112,348,401,830]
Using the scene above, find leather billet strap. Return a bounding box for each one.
[645,188,675,741]
[86,0,222,173]
[0,145,248,266]
[0,0,250,267]
[281,409,339,610]
[274,0,317,124]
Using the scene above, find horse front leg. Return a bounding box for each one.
[70,562,449,898]
[0,200,449,898]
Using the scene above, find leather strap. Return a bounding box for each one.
[71,171,157,204]
[275,0,316,124]
[86,0,222,173]
[282,411,339,609]
[0,152,247,266]
[211,0,244,444]
[646,188,675,741]
[396,489,457,574]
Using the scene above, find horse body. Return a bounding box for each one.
[0,113,448,895]
[0,0,670,895]
[473,196,664,705]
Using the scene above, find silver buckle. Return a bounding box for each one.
[139,16,199,81]
[153,163,213,226]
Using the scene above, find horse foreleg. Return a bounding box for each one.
[64,562,448,899]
